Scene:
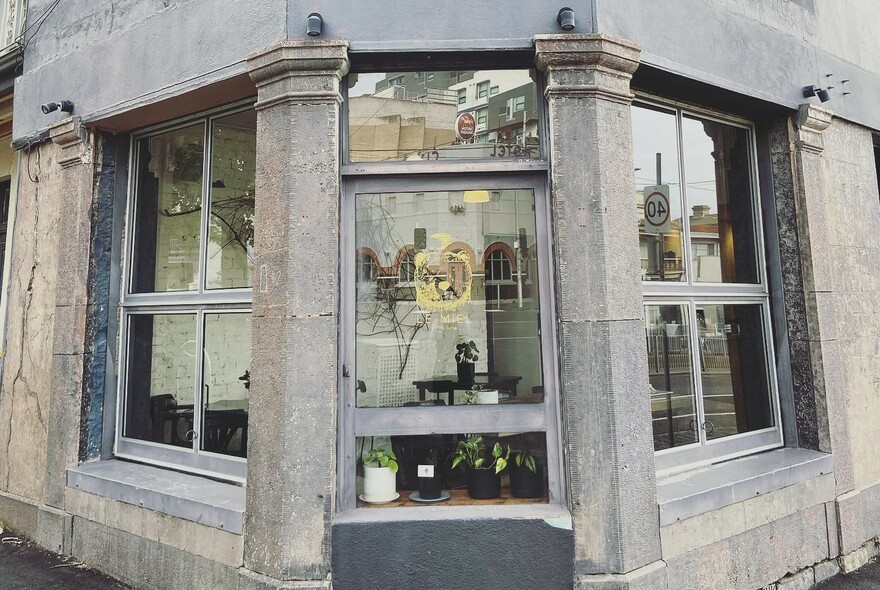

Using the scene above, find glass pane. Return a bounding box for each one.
[682,116,759,283]
[355,189,543,408]
[201,313,250,457]
[356,432,548,507]
[348,70,542,162]
[645,305,698,451]
[123,314,198,448]
[206,111,256,290]
[131,124,205,293]
[697,304,773,440]
[632,104,685,282]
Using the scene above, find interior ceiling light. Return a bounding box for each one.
[463,190,490,204]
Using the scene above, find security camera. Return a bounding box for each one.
[40,100,74,115]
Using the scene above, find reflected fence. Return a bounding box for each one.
[646,333,731,373]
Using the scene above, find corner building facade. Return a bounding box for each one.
[2,2,880,589]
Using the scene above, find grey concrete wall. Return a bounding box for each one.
[820,118,880,493]
[15,0,880,143]
[288,0,594,51]
[13,0,286,141]
[597,0,880,132]
[0,136,63,503]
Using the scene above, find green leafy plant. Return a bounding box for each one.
[511,450,537,473]
[363,447,399,473]
[451,435,509,474]
[462,384,483,405]
[455,340,479,364]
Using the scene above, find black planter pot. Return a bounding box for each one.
[418,473,443,500]
[456,362,475,384]
[509,463,544,498]
[467,468,501,499]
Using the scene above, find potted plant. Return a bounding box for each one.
[451,435,509,499]
[455,340,479,384]
[362,447,399,503]
[417,449,443,500]
[509,450,543,498]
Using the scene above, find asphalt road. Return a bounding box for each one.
[0,533,131,590]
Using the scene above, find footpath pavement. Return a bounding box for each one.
[0,530,131,590]
[2,525,880,590]
[814,557,880,589]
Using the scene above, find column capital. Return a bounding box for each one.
[49,117,90,168]
[795,103,833,154]
[534,34,641,104]
[247,40,350,111]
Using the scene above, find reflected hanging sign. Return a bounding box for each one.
[455,112,476,141]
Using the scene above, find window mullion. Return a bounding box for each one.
[193,308,206,453]
[197,121,212,294]
[676,109,694,287]
[687,300,708,445]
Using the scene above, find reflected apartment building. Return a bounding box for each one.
[2,2,880,590]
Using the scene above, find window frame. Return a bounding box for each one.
[342,68,546,171]
[115,101,256,482]
[634,95,783,474]
[338,65,560,512]
[339,173,563,511]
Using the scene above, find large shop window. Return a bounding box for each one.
[633,101,782,473]
[340,69,560,510]
[117,106,255,481]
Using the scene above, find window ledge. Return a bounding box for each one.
[656,448,833,526]
[67,460,245,534]
[334,504,571,526]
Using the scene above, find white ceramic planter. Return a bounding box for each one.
[475,389,499,404]
[363,464,397,502]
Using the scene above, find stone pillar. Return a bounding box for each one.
[243,40,349,587]
[44,118,93,510]
[535,35,664,587]
[789,104,858,549]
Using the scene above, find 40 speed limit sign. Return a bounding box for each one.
[643,184,671,234]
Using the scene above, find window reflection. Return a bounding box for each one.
[697,304,773,439]
[348,70,542,162]
[632,105,685,282]
[355,189,543,408]
[124,314,198,447]
[682,116,759,284]
[201,313,250,457]
[645,305,698,451]
[131,124,205,293]
[206,111,256,290]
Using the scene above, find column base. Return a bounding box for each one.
[239,568,331,590]
[576,561,668,590]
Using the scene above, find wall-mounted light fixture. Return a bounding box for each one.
[557,7,575,31]
[307,12,323,37]
[802,84,830,103]
[40,100,74,115]
[463,190,490,204]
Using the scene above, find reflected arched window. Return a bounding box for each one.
[486,249,513,283]
[357,252,378,283]
[398,249,416,283]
